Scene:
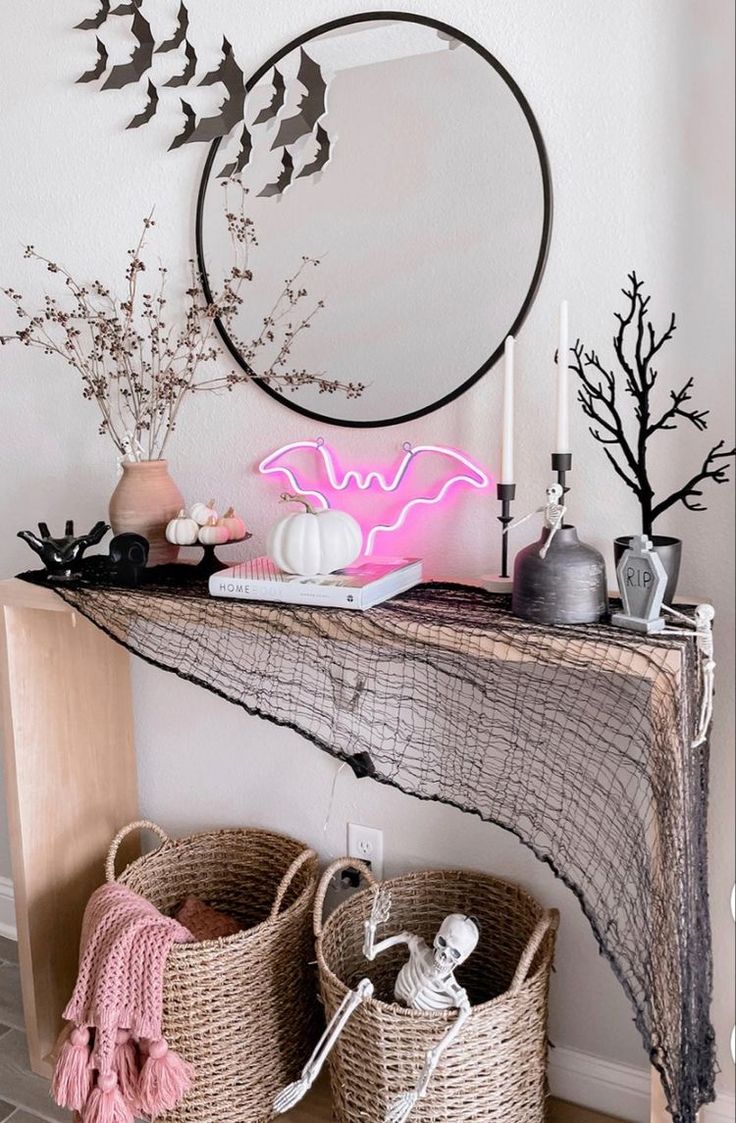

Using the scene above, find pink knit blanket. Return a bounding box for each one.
[53,882,195,1123]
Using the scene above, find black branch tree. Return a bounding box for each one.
[570,272,735,535]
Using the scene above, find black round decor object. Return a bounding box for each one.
[196,12,553,428]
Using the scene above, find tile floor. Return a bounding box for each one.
[0,936,622,1123]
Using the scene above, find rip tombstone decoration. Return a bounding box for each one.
[612,534,668,633]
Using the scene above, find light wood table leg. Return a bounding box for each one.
[651,1067,701,1122]
[651,1068,669,1122]
[0,582,138,1076]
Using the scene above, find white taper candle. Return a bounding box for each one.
[501,335,515,484]
[556,301,570,453]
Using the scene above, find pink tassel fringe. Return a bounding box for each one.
[137,1038,193,1116]
[82,1074,134,1123]
[52,1026,94,1111]
[112,1030,139,1106]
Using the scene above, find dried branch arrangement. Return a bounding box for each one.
[571,271,735,534]
[1,187,362,461]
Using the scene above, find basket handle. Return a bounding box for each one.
[105,820,170,883]
[507,908,560,996]
[313,858,377,938]
[270,849,318,920]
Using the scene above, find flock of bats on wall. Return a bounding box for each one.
[74,0,332,193]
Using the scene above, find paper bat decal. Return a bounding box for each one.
[163,39,197,88]
[101,9,154,90]
[217,123,253,179]
[271,50,327,149]
[297,124,331,181]
[127,79,158,128]
[198,36,237,88]
[169,98,196,149]
[76,36,108,83]
[74,0,111,31]
[156,1,189,53]
[259,440,491,553]
[110,1,139,13]
[257,149,294,198]
[167,37,244,144]
[252,68,286,126]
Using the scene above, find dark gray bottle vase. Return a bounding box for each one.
[512,525,608,625]
[614,535,681,604]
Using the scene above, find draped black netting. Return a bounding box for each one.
[20,567,716,1120]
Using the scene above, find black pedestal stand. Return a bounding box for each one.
[193,533,252,577]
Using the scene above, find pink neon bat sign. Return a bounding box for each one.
[258,439,492,554]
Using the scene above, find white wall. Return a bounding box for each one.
[0,0,733,1107]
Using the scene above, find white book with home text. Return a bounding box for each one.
[209,556,422,609]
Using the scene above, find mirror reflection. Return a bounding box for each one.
[197,17,551,426]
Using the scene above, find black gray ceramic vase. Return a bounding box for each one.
[614,535,681,604]
[512,525,608,625]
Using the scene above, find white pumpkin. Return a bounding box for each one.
[268,495,362,576]
[165,509,199,546]
[189,499,218,526]
[218,506,246,540]
[198,517,230,546]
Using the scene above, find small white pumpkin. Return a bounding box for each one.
[218,506,246,540]
[165,509,199,546]
[189,498,218,526]
[198,517,230,546]
[268,494,362,577]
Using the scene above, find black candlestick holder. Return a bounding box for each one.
[551,452,572,496]
[497,482,516,580]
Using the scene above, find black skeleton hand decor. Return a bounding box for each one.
[571,272,735,535]
[18,520,109,578]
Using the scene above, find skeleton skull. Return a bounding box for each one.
[695,603,715,625]
[433,914,479,971]
[546,484,563,503]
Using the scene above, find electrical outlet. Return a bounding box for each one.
[347,823,384,881]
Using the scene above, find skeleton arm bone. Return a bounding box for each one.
[363,924,415,962]
[502,505,544,535]
[416,990,472,1096]
[273,979,374,1114]
[662,604,698,627]
[384,990,473,1123]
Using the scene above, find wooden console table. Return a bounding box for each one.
[0,578,138,1076]
[0,577,705,1120]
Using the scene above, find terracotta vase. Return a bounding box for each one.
[109,460,184,566]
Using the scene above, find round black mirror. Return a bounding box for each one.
[197,12,552,427]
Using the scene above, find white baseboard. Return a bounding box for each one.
[0,876,16,940]
[549,1044,735,1122]
[550,1045,651,1122]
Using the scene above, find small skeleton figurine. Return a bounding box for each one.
[273,889,479,1123]
[662,603,716,746]
[504,483,566,559]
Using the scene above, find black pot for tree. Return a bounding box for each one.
[614,535,682,604]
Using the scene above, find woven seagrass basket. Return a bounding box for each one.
[106,820,320,1123]
[315,860,559,1123]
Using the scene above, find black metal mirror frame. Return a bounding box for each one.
[196,10,554,429]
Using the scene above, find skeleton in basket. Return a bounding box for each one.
[273,888,480,1123]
